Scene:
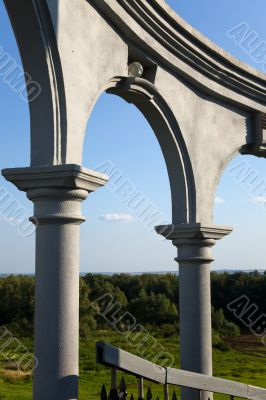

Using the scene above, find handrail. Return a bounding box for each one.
[96,342,266,400]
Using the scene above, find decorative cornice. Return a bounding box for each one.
[91,0,266,109]
[1,164,108,193]
[241,112,266,157]
[155,223,233,240]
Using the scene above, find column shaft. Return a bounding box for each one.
[177,239,214,400]
[34,224,80,398]
[2,165,108,400]
[31,189,85,399]
[27,188,87,400]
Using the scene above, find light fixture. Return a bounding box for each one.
[128,62,144,78]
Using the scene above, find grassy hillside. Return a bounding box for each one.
[0,331,266,400]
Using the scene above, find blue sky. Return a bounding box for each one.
[0,1,266,273]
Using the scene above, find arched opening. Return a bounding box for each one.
[80,77,196,274]
[84,77,196,224]
[82,90,177,273]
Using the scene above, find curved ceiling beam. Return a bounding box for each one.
[89,0,266,110]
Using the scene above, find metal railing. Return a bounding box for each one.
[96,342,266,400]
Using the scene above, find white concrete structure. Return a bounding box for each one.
[2,1,266,399]
[3,165,108,399]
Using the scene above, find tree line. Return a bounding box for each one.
[0,271,265,346]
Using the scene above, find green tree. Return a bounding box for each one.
[79,278,97,340]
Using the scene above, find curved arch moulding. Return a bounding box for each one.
[100,76,196,224]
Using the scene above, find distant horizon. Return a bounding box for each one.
[0,268,265,277]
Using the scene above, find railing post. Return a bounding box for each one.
[164,384,169,400]
[109,367,119,400]
[100,384,108,400]
[138,377,144,400]
[147,387,153,400]
[111,367,117,390]
[119,376,128,399]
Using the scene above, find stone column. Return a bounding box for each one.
[2,165,108,400]
[156,223,232,400]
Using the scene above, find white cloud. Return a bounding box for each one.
[214,196,225,205]
[99,213,135,222]
[249,196,266,205]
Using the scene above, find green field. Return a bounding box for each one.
[0,331,266,400]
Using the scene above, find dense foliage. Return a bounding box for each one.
[0,271,264,342]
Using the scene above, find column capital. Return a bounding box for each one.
[155,223,233,241]
[1,164,108,193]
[2,164,108,226]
